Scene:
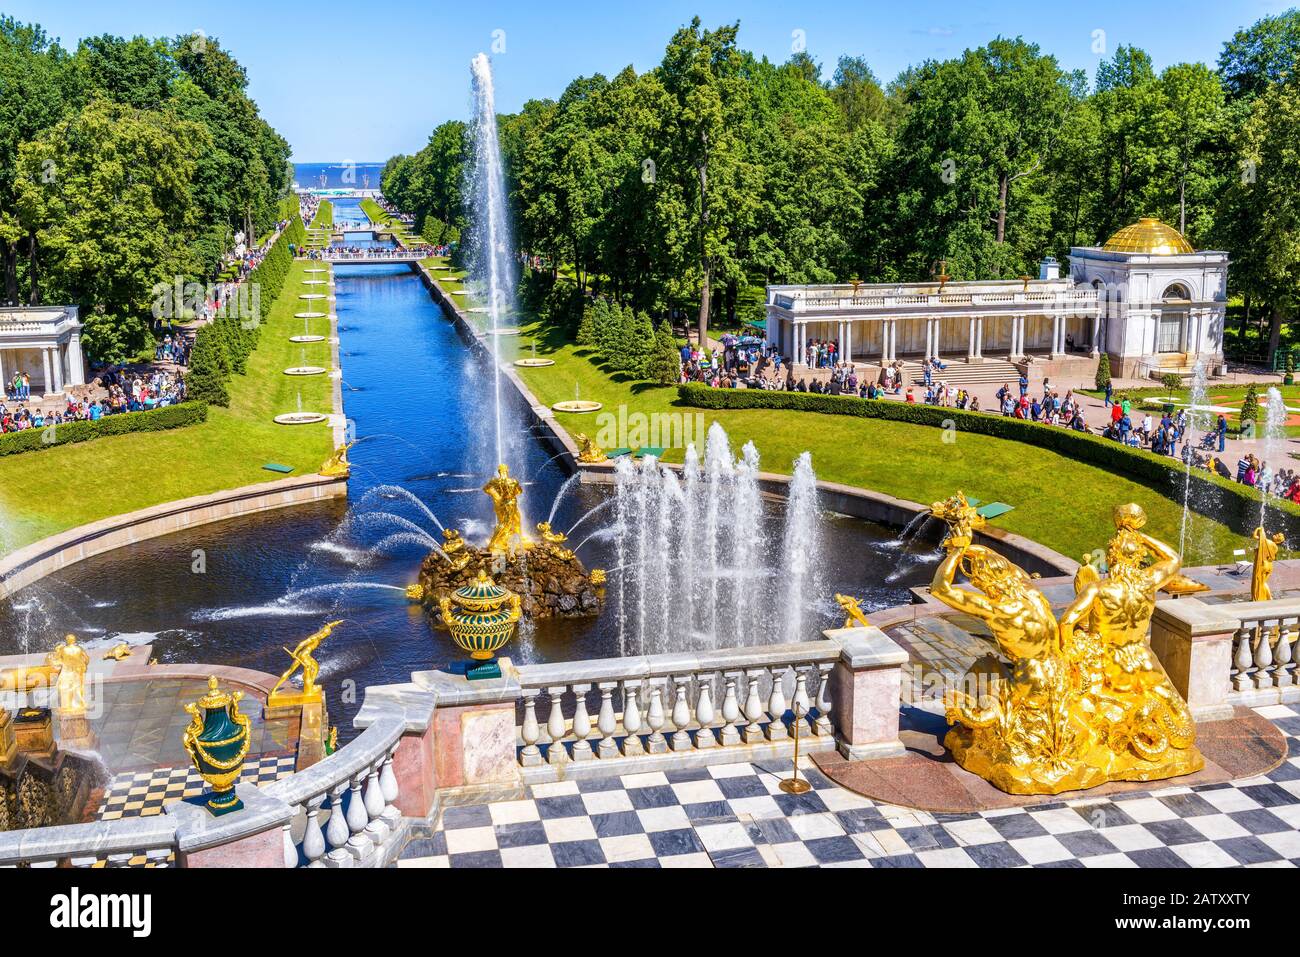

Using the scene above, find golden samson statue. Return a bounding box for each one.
[930,494,1203,794]
[483,464,532,556]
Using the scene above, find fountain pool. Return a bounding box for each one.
[0,250,932,734]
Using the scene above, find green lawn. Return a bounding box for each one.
[0,259,335,550]
[419,257,1247,565]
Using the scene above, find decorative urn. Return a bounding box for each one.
[181,677,251,816]
[438,569,521,679]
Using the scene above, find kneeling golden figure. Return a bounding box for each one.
[930,494,1203,795]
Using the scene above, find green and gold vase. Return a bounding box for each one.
[438,570,521,680]
[181,677,251,816]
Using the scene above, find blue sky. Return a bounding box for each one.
[7,0,1292,160]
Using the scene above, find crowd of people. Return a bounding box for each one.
[0,368,186,434]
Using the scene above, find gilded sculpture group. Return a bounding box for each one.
[929,494,1204,794]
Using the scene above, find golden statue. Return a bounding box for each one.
[46,634,90,716]
[405,583,425,602]
[536,522,575,561]
[441,528,471,571]
[268,620,341,711]
[930,494,1203,794]
[0,663,60,694]
[573,433,607,464]
[483,464,532,556]
[1251,526,1285,602]
[320,441,354,478]
[834,594,871,629]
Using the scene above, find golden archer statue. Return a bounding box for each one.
[483,464,532,556]
[268,620,342,710]
[47,634,90,716]
[930,494,1203,794]
[1251,525,1285,602]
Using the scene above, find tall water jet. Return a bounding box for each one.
[467,53,517,476]
[1259,386,1289,526]
[1178,359,1208,559]
[781,452,820,643]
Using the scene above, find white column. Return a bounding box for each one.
[0,349,6,392]
[41,348,53,395]
[967,317,977,360]
[1090,314,1100,356]
[844,321,853,364]
[924,318,933,361]
[51,347,63,393]
[975,317,984,359]
[888,320,897,362]
[1052,315,1063,356]
[67,333,85,385]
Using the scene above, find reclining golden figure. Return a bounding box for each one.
[929,494,1203,794]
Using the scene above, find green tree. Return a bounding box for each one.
[648,320,682,384]
[16,98,203,362]
[1218,10,1300,101]
[1094,351,1111,391]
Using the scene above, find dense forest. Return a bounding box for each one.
[384,10,1300,352]
[0,20,293,363]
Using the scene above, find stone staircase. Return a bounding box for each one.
[903,358,1023,387]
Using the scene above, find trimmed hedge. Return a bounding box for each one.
[0,402,208,457]
[189,222,302,406]
[677,383,1300,540]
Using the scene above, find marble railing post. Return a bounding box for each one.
[824,626,908,761]
[1148,598,1237,721]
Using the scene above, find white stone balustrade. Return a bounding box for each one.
[505,628,908,781]
[1150,596,1300,719]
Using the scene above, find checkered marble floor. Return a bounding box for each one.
[96,753,297,822]
[397,704,1300,868]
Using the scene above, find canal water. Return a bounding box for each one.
[0,198,930,725]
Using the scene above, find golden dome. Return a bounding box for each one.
[1102,218,1195,255]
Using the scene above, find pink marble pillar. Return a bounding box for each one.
[391,722,437,818]
[1150,598,1236,722]
[177,826,284,868]
[825,626,909,761]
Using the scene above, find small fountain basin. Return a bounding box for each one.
[515,358,555,367]
[552,400,603,414]
[284,366,329,376]
[273,412,328,425]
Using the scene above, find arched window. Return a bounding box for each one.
[1157,284,1190,353]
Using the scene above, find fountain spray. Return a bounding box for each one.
[467,53,516,475]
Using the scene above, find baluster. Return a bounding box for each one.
[596,682,619,758]
[379,743,402,830]
[281,817,299,869]
[546,686,569,764]
[325,782,352,867]
[520,689,543,766]
[694,674,717,749]
[105,853,132,868]
[1253,624,1275,690]
[621,681,644,756]
[344,771,371,859]
[792,669,811,737]
[1232,627,1254,692]
[742,670,765,743]
[670,676,693,751]
[719,673,741,746]
[303,793,327,867]
[766,667,789,740]
[362,761,390,848]
[69,855,97,869]
[144,847,171,869]
[570,683,594,760]
[814,662,834,735]
[1277,619,1297,688]
[645,682,668,753]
